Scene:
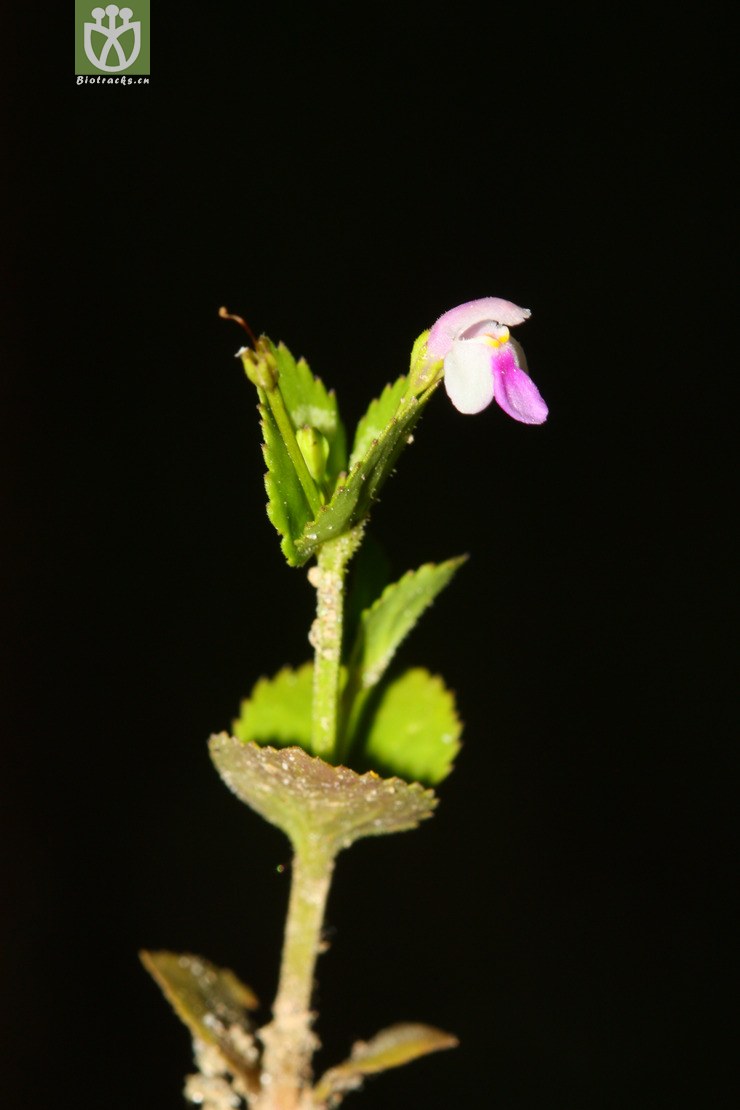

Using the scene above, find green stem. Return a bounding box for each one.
[309,528,362,761]
[257,839,337,1110]
[264,385,322,518]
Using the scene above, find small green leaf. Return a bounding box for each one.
[233,664,313,752]
[349,556,466,690]
[343,535,392,649]
[355,668,462,786]
[209,736,437,854]
[140,951,260,1089]
[261,394,313,566]
[348,376,409,470]
[295,375,441,563]
[257,339,347,566]
[339,557,465,762]
[270,341,347,491]
[313,1022,458,1104]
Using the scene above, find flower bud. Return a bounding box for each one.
[296,425,330,484]
[237,344,278,390]
[408,328,443,396]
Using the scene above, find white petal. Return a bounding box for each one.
[443,339,496,414]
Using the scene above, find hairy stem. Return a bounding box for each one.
[257,839,336,1110]
[255,528,364,1107]
[308,527,363,760]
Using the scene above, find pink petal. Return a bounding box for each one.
[443,339,496,414]
[491,345,548,425]
[428,297,531,358]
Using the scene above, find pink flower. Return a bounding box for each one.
[427,297,548,423]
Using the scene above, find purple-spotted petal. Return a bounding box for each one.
[443,339,496,414]
[428,297,531,359]
[491,345,549,425]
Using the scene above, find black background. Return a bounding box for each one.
[3,5,735,1108]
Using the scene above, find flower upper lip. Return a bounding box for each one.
[427,297,531,360]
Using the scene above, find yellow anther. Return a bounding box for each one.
[481,326,510,349]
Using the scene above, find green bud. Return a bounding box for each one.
[296,425,330,484]
[408,328,443,397]
[238,343,278,391]
[409,329,430,371]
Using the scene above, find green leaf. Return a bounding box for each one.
[258,339,347,566]
[348,556,466,690]
[343,534,392,652]
[339,557,465,762]
[269,340,347,491]
[209,736,437,854]
[313,1022,458,1105]
[233,664,313,752]
[294,375,441,563]
[139,951,260,1091]
[355,668,462,786]
[348,376,409,470]
[261,394,313,566]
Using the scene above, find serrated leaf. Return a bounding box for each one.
[295,376,440,563]
[339,557,465,763]
[140,951,260,1089]
[355,668,462,786]
[233,664,313,752]
[349,556,466,690]
[270,341,347,490]
[348,376,409,470]
[258,340,347,566]
[313,1023,458,1104]
[261,394,313,566]
[343,535,392,651]
[209,736,437,854]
